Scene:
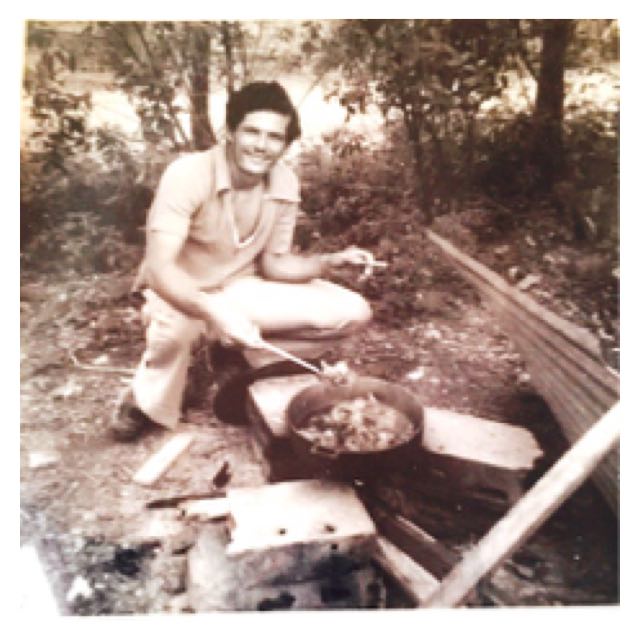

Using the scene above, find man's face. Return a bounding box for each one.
[227,110,290,178]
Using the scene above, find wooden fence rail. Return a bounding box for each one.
[426,230,620,514]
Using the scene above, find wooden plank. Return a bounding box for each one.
[493,299,620,511]
[426,230,612,365]
[365,501,459,579]
[429,231,619,398]
[422,404,620,608]
[132,432,195,486]
[479,284,619,407]
[427,229,620,512]
[372,536,440,605]
[462,269,619,400]
[423,407,542,471]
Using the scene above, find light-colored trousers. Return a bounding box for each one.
[131,276,372,428]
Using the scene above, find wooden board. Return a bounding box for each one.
[180,497,230,521]
[423,407,541,471]
[372,536,440,605]
[426,229,619,513]
[132,432,195,486]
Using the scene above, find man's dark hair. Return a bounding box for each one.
[226,81,301,144]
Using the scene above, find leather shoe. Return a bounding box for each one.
[111,390,160,442]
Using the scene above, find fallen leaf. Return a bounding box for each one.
[405,366,426,381]
[28,451,60,469]
[52,379,83,399]
[517,274,543,291]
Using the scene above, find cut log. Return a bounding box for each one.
[226,479,376,555]
[133,432,195,486]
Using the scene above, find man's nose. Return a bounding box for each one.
[254,132,268,150]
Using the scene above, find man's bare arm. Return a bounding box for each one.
[144,231,261,347]
[260,246,378,283]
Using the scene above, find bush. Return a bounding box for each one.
[297,128,479,326]
[21,123,168,270]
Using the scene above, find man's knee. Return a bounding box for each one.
[342,292,372,330]
[319,288,372,334]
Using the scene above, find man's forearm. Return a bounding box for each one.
[145,263,214,322]
[260,252,330,283]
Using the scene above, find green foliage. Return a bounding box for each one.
[311,19,518,216]
[21,23,173,253]
[298,127,415,242]
[20,43,158,252]
[97,21,212,150]
[298,130,478,326]
[22,34,94,246]
[23,43,92,170]
[476,66,619,246]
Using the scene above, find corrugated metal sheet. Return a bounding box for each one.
[427,230,620,514]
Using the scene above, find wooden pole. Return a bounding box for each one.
[422,403,620,608]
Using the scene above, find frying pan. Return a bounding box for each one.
[285,375,425,480]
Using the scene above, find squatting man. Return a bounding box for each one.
[113,81,381,441]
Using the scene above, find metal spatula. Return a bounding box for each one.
[256,339,322,375]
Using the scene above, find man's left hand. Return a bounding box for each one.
[327,246,379,267]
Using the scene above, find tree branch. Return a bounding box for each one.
[132,22,192,149]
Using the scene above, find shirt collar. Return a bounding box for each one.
[212,143,298,202]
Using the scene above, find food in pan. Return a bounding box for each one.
[297,394,415,452]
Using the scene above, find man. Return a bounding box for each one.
[112,81,374,441]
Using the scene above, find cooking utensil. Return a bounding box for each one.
[256,339,323,375]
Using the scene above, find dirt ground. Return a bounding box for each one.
[19,210,619,614]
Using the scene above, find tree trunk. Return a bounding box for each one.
[189,27,215,151]
[234,22,249,85]
[221,21,236,96]
[402,106,433,223]
[532,19,572,187]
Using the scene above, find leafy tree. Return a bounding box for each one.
[98,21,216,151]
[96,20,308,151]
[309,19,517,221]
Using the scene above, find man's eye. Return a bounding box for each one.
[268,134,285,142]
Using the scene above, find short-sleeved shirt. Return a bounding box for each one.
[135,144,300,292]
